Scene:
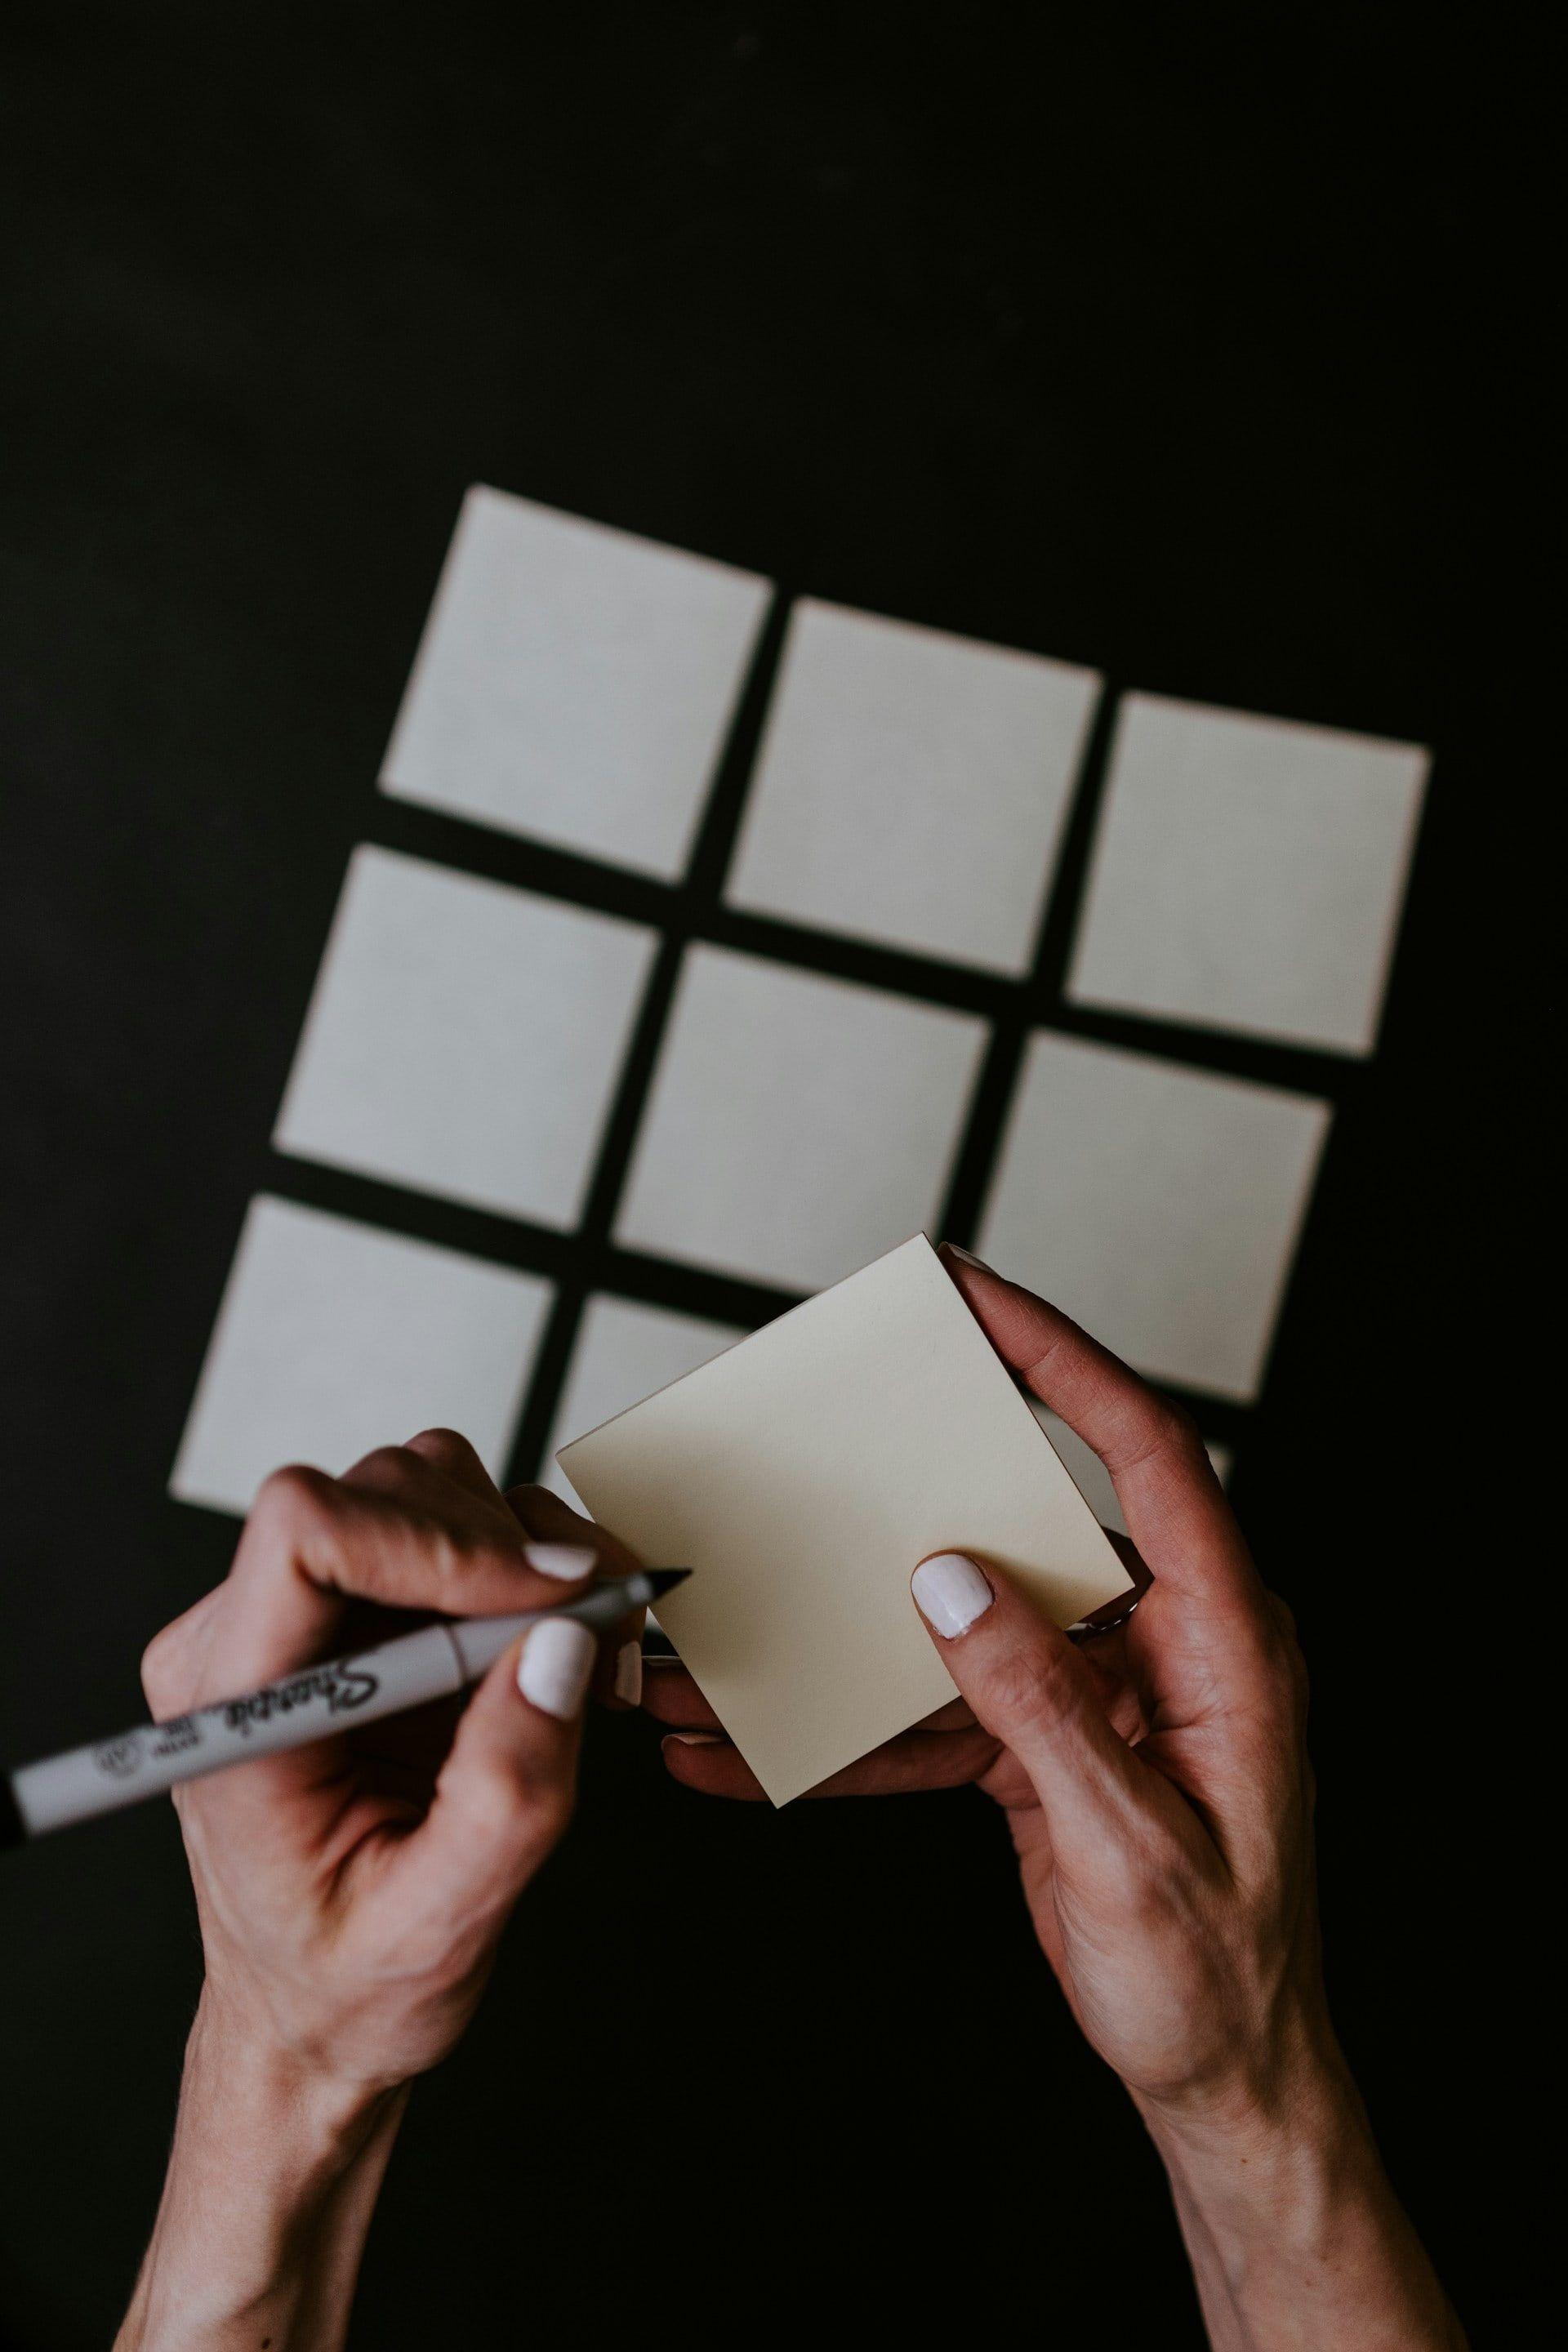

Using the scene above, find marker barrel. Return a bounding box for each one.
[9,1575,653,1838]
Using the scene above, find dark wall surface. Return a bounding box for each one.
[0,7,1532,2345]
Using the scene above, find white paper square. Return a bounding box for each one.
[613,945,989,1293]
[560,1237,1130,1804]
[725,599,1099,975]
[1030,1404,1231,1539]
[978,1031,1331,1403]
[172,1197,552,1515]
[541,1295,747,1502]
[274,847,657,1227]
[1067,693,1429,1055]
[380,486,772,880]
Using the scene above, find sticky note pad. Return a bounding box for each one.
[1067,693,1429,1055]
[612,944,988,1293]
[559,1235,1131,1804]
[274,847,657,1227]
[726,598,1100,974]
[541,1294,748,1501]
[380,486,772,880]
[172,1197,551,1516]
[978,1031,1331,1403]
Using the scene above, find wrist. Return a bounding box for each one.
[117,1990,409,2350]
[185,1985,406,2162]
[1142,2035,1370,2247]
[1138,2034,1464,2351]
[1137,1997,1361,2196]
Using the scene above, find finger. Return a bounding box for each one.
[384,1615,595,1918]
[642,1659,979,1745]
[910,1549,1206,1869]
[361,1424,506,1507]
[507,1485,647,1709]
[140,1584,229,1717]
[938,1246,1265,1618]
[200,1464,603,1702]
[660,1722,1001,1800]
[660,1733,764,1798]
[639,1659,724,1731]
[802,1726,1000,1795]
[344,1438,588,1590]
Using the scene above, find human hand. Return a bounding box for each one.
[142,1430,643,2090]
[644,1251,1465,2350]
[118,1432,643,2350]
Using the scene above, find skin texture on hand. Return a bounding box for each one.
[115,1432,643,2351]
[645,1248,1468,2352]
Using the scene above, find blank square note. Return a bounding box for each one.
[274,847,657,1227]
[613,945,989,1293]
[172,1197,551,1515]
[381,486,772,880]
[727,598,1100,974]
[541,1294,747,1502]
[1067,693,1429,1054]
[560,1236,1131,1804]
[978,1032,1331,1403]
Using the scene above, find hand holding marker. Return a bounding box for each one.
[3,1539,685,1845]
[1,1420,686,1843]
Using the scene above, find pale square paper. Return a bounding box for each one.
[381,486,772,880]
[613,945,988,1292]
[559,1235,1130,1804]
[978,1031,1331,1403]
[172,1196,551,1515]
[1067,693,1429,1055]
[1030,1403,1231,1539]
[274,846,657,1227]
[726,598,1100,974]
[541,1294,747,1502]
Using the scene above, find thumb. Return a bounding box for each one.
[388,1616,596,1920]
[910,1551,1164,1862]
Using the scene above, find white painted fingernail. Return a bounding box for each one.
[614,1640,643,1707]
[912,1552,995,1637]
[666,1731,724,1746]
[942,1243,993,1273]
[524,1542,598,1581]
[518,1619,596,1718]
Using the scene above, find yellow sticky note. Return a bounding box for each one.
[559,1236,1131,1804]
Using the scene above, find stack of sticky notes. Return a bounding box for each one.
[560,1236,1131,1804]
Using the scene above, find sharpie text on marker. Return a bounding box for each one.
[2,1569,688,1846]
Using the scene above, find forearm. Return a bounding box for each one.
[116,1991,410,2352]
[1141,2047,1466,2352]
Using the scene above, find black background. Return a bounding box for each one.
[0,7,1535,2345]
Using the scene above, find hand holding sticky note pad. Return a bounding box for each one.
[559,1236,1132,1803]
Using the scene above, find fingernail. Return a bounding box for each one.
[942,1243,993,1273]
[912,1552,995,1637]
[664,1731,724,1746]
[524,1541,598,1582]
[614,1640,643,1707]
[518,1619,596,1718]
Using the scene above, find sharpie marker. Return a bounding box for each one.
[1,1569,688,1849]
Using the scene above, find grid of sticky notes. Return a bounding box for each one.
[171,483,1430,1518]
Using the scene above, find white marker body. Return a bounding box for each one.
[10,1578,648,1837]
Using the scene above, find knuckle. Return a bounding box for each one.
[1154,1396,1205,1466]
[251,1462,335,1538]
[982,1635,1077,1731]
[345,1442,421,1490]
[140,1625,183,1712]
[403,1427,476,1472]
[1265,1588,1298,1643]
